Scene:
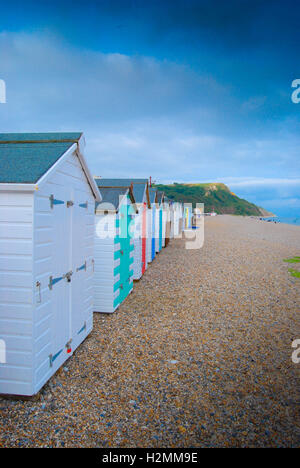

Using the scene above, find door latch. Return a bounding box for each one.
[64,270,73,282]
[76,261,87,272]
[36,281,42,303]
[67,200,74,208]
[66,339,72,354]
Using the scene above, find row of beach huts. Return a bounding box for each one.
[0,132,193,396]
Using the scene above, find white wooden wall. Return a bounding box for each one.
[0,148,96,396]
[132,210,143,280]
[155,205,160,253]
[0,190,34,395]
[94,213,120,314]
[162,207,167,247]
[33,149,95,394]
[146,208,152,264]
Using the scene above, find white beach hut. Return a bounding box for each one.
[0,133,100,396]
[93,183,137,313]
[175,202,182,237]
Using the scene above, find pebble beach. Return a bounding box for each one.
[0,215,299,448]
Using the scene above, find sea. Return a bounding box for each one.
[261,216,300,226]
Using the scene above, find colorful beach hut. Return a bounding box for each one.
[148,187,157,261]
[155,191,164,253]
[95,179,150,280]
[147,187,157,263]
[93,182,137,313]
[162,197,171,247]
[0,133,100,396]
[184,205,193,229]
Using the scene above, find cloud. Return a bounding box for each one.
[0,30,299,216]
[218,177,300,188]
[0,31,229,128]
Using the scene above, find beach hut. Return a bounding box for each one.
[95,179,150,280]
[181,203,185,232]
[184,205,193,229]
[162,197,171,248]
[169,202,184,238]
[163,197,171,247]
[0,132,100,396]
[176,202,183,236]
[93,183,137,313]
[155,191,164,253]
[148,187,157,261]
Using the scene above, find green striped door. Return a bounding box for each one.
[119,196,132,302]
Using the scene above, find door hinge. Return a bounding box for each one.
[49,270,73,289]
[76,261,87,272]
[48,275,63,290]
[63,270,73,282]
[77,321,87,335]
[49,194,64,209]
[49,349,63,367]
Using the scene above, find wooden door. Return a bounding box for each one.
[142,203,147,274]
[71,190,88,344]
[50,186,71,364]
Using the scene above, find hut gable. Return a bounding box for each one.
[0,133,100,201]
[95,178,150,208]
[94,184,137,214]
[149,188,158,204]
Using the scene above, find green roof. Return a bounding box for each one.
[0,133,82,183]
[95,187,129,211]
[95,178,148,204]
[149,188,157,203]
[157,190,165,204]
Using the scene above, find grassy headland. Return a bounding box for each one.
[155,182,273,216]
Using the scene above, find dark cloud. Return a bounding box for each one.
[0,1,299,216]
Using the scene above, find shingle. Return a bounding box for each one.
[95,187,128,211]
[0,133,82,184]
[149,188,157,203]
[0,132,82,143]
[95,178,148,204]
[157,191,164,204]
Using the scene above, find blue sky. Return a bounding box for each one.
[0,0,300,216]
